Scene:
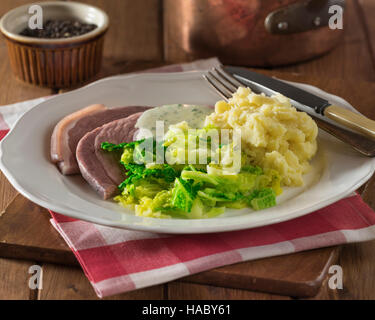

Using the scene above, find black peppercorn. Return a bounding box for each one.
[19,20,97,39]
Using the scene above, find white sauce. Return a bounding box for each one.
[135,104,213,139]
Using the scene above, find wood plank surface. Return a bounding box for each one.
[304,278,339,300]
[0,195,78,266]
[70,0,163,62]
[168,282,291,300]
[0,47,52,106]
[40,263,165,300]
[357,0,375,72]
[0,258,36,300]
[336,241,375,299]
[182,248,339,298]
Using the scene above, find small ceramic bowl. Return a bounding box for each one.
[0,1,109,88]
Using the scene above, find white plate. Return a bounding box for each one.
[0,71,374,234]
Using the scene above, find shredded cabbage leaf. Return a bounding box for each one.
[102,126,282,219]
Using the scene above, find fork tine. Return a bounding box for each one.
[210,69,238,93]
[216,66,244,88]
[203,73,232,101]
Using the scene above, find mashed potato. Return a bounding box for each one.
[205,87,318,186]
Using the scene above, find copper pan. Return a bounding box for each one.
[164,0,345,67]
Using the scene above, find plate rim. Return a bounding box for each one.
[1,71,375,234]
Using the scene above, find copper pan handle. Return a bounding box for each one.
[265,0,346,34]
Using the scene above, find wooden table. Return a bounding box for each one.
[1,0,375,300]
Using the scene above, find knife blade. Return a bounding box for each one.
[224,66,375,141]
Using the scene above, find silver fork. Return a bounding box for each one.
[203,66,375,157]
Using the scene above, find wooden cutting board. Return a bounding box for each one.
[0,194,339,298]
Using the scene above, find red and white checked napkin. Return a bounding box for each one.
[1,58,375,298]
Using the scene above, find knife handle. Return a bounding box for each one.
[324,105,375,140]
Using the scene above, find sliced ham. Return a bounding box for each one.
[76,110,151,200]
[51,105,150,175]
[51,104,106,175]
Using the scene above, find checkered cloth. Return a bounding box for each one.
[1,58,375,298]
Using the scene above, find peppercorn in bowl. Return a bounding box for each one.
[0,1,109,88]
